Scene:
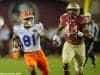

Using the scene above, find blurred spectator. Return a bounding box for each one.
[0,16,12,57]
[83,13,99,68]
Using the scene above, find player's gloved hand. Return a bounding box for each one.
[77,31,84,37]
[52,34,61,47]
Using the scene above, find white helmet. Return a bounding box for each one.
[66,3,80,10]
[84,12,91,17]
[19,3,34,19]
[84,12,92,23]
[18,3,34,27]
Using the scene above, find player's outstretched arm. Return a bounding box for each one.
[52,24,64,46]
[37,22,51,41]
[56,24,65,35]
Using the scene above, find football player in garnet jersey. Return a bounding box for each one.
[10,2,49,75]
[53,2,89,75]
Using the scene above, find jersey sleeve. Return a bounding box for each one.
[59,13,68,27]
[13,25,21,36]
[13,25,19,33]
[37,22,44,35]
[78,16,86,31]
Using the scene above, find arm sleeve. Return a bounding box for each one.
[10,25,20,51]
[13,25,17,33]
[11,33,21,51]
[59,15,67,27]
[37,22,45,35]
[94,23,99,40]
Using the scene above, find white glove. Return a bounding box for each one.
[77,31,84,37]
[52,34,61,46]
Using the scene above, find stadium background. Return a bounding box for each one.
[0,0,100,56]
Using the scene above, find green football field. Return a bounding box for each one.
[0,55,100,75]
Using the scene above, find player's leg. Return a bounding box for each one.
[24,53,37,75]
[63,64,70,75]
[31,70,36,75]
[83,50,88,67]
[89,51,96,67]
[74,55,84,75]
[84,38,91,66]
[74,42,85,75]
[37,50,48,75]
[62,42,75,75]
[91,55,96,68]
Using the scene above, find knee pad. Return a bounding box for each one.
[75,65,83,73]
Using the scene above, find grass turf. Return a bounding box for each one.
[0,55,99,75]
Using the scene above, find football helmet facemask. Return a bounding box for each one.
[18,3,34,28]
[66,3,80,16]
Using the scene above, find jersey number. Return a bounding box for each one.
[23,35,36,47]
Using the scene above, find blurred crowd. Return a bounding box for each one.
[0,1,100,58]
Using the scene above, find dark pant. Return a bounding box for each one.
[84,38,96,67]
